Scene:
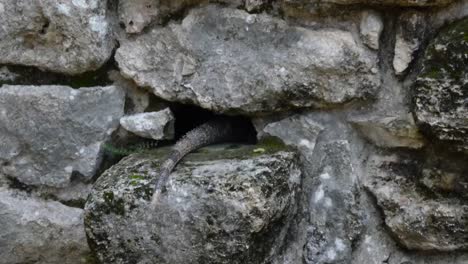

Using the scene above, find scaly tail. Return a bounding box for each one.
[150,118,237,207]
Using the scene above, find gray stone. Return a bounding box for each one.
[360,10,383,50]
[85,143,300,264]
[0,0,115,74]
[120,109,175,140]
[0,188,91,264]
[349,113,425,149]
[413,18,468,152]
[0,85,125,187]
[303,140,362,264]
[393,11,427,75]
[365,152,468,251]
[116,5,380,114]
[260,113,363,264]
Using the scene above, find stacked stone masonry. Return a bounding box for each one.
[0,0,467,263]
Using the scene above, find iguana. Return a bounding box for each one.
[150,117,250,207]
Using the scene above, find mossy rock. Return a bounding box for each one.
[84,142,300,264]
[413,18,468,152]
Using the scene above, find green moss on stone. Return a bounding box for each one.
[129,174,145,180]
[103,191,126,216]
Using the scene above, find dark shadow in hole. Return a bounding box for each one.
[39,19,50,35]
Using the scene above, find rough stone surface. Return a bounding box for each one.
[0,85,125,187]
[120,109,175,140]
[116,5,380,114]
[260,113,363,264]
[393,11,427,75]
[360,10,383,50]
[85,143,300,264]
[365,152,468,251]
[0,188,91,264]
[349,113,425,149]
[413,17,468,152]
[352,191,468,264]
[0,0,115,74]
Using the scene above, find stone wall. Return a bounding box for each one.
[0,0,467,263]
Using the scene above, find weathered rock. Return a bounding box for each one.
[360,10,383,50]
[0,85,125,187]
[116,5,380,114]
[303,140,362,264]
[120,109,175,140]
[413,18,468,152]
[393,11,427,75]
[349,113,425,149]
[260,113,363,264]
[365,152,468,251]
[0,188,91,264]
[352,190,468,264]
[0,0,115,74]
[85,142,300,264]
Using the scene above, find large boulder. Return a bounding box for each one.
[0,188,91,264]
[84,142,300,264]
[413,18,468,152]
[116,5,380,114]
[0,85,125,187]
[0,0,115,74]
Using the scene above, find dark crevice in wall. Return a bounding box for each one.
[0,51,118,88]
[97,101,258,183]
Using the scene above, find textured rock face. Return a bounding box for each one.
[0,0,115,74]
[260,113,363,264]
[0,85,125,187]
[85,143,300,264]
[350,113,425,149]
[0,188,90,264]
[116,5,380,114]
[365,153,468,251]
[1,0,468,263]
[413,18,468,152]
[120,108,175,140]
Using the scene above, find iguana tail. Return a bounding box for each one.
[150,117,242,207]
